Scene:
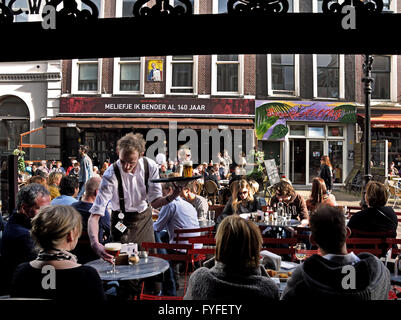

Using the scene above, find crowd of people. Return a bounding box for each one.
[0,138,399,301]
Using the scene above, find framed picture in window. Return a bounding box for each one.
[147,60,163,82]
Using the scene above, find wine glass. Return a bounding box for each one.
[105,243,122,274]
[295,243,307,263]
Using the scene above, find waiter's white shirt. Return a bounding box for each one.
[89,157,162,216]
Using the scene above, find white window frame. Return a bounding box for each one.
[267,54,300,97]
[113,57,145,95]
[313,54,345,99]
[71,58,102,94]
[371,55,397,103]
[214,0,297,13]
[211,54,244,96]
[166,55,198,95]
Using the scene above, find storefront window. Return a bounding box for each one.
[308,126,325,138]
[290,125,305,136]
[328,126,343,137]
[309,140,324,183]
[122,0,137,17]
[329,141,343,183]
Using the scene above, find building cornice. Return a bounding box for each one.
[0,73,61,82]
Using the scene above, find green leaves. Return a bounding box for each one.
[269,124,289,140]
[256,116,279,139]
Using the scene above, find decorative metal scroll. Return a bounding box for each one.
[322,0,383,14]
[0,0,99,23]
[227,0,289,14]
[46,0,99,22]
[133,0,193,17]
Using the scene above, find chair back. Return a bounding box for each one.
[188,237,216,255]
[262,237,298,261]
[385,238,401,256]
[174,226,214,242]
[140,242,194,300]
[346,238,386,257]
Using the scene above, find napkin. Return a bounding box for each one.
[260,250,282,271]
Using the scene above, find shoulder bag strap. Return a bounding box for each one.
[143,156,149,195]
[113,162,126,213]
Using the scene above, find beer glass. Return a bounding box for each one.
[183,160,193,177]
[105,242,121,274]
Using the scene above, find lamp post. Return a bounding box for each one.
[361,54,374,208]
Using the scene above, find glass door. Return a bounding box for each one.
[308,140,324,183]
[290,139,306,184]
[329,140,344,183]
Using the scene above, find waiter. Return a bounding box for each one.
[88,132,181,262]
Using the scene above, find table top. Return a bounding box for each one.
[257,219,301,228]
[198,219,215,228]
[85,256,170,281]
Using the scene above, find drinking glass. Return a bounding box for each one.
[295,243,307,263]
[208,210,215,221]
[286,206,292,223]
[105,243,121,274]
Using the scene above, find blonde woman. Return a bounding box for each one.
[184,215,279,300]
[10,205,106,301]
[216,179,262,228]
[47,172,63,200]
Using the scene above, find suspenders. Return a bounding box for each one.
[113,156,150,214]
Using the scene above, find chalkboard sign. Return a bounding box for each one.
[264,159,280,186]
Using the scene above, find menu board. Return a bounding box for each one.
[264,159,280,186]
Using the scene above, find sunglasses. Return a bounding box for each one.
[239,191,248,195]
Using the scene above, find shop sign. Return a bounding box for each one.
[60,97,255,117]
[255,101,356,141]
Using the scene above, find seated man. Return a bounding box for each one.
[71,177,111,264]
[153,180,201,296]
[204,167,220,188]
[182,181,209,220]
[51,175,79,205]
[0,184,51,295]
[281,206,391,300]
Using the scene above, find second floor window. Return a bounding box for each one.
[78,59,98,92]
[372,55,390,100]
[271,54,295,95]
[216,55,239,93]
[316,54,339,98]
[170,55,194,94]
[119,57,141,91]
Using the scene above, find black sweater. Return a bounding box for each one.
[320,165,333,191]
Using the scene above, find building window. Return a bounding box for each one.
[316,54,339,98]
[113,57,144,94]
[75,59,99,92]
[372,55,391,100]
[383,0,392,11]
[289,125,305,136]
[168,55,194,94]
[122,0,137,16]
[270,54,295,95]
[215,54,239,93]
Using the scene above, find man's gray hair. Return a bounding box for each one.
[16,183,50,210]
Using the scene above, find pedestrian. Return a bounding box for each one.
[319,155,333,194]
[78,145,93,200]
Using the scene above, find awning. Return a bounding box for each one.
[42,117,255,130]
[357,113,401,128]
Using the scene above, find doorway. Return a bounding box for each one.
[289,139,306,184]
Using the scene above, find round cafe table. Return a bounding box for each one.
[198,219,215,228]
[85,256,169,281]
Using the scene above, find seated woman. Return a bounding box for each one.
[347,181,398,237]
[216,179,262,228]
[270,180,309,227]
[184,215,279,300]
[306,177,337,213]
[10,205,106,301]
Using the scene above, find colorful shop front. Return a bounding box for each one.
[256,100,357,187]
